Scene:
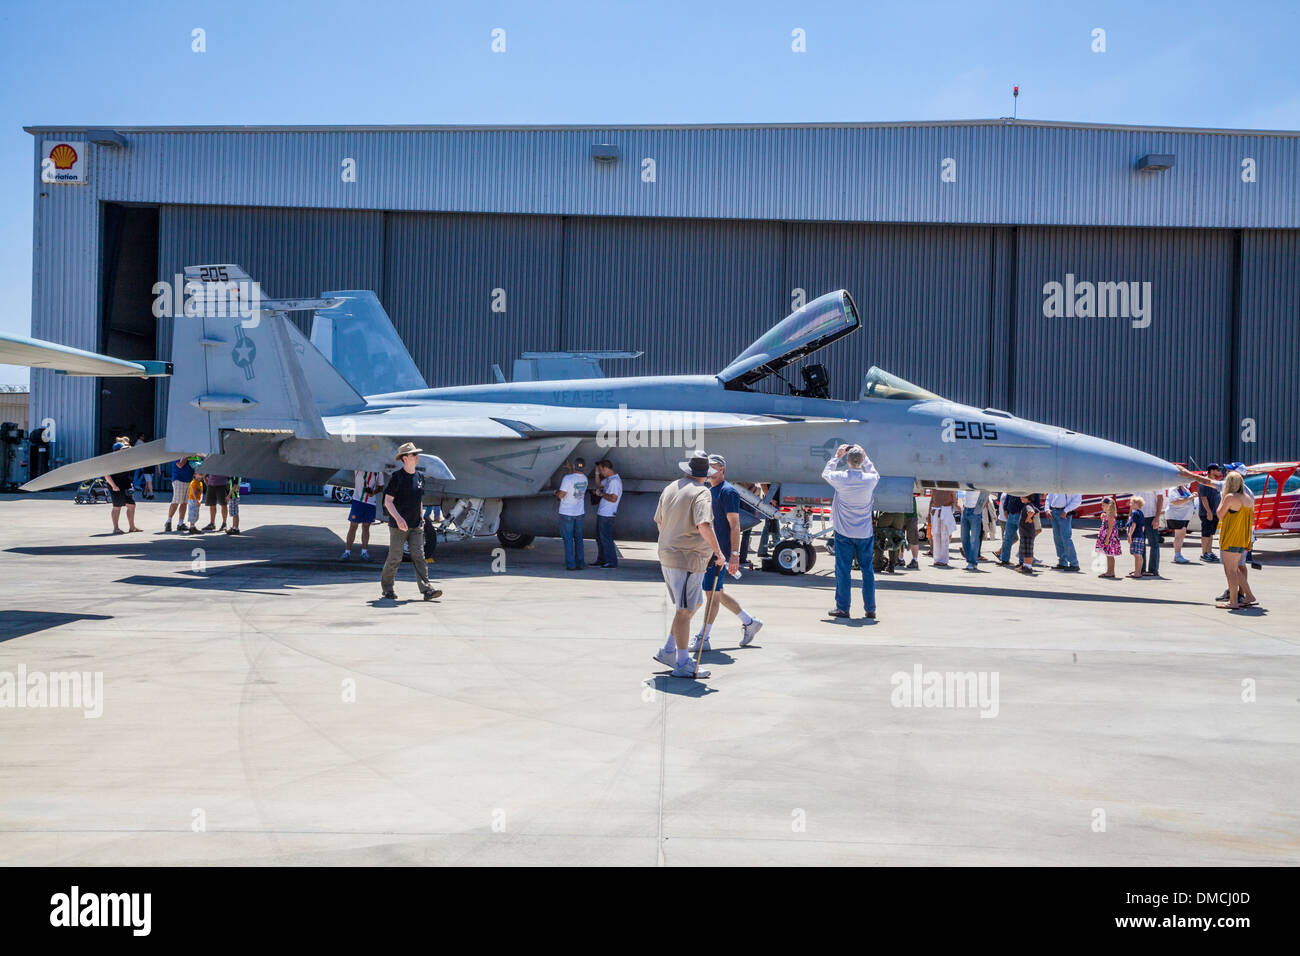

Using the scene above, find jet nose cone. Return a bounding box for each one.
[1059,434,1179,492]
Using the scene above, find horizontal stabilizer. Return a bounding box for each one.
[0,331,170,378]
[21,439,188,492]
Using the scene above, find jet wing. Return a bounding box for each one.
[21,439,188,492]
[0,331,171,378]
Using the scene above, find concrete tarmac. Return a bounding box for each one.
[1,492,1297,866]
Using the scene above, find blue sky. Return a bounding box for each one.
[1,0,1297,384]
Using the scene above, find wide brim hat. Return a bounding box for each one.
[395,441,423,460]
[678,450,713,478]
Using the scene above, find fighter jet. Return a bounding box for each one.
[17,263,1179,572]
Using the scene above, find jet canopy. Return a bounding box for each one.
[718,290,860,389]
[860,366,940,401]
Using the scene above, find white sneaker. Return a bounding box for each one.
[340,550,351,560]
[653,648,677,669]
[671,660,710,679]
[740,618,763,647]
[687,633,711,654]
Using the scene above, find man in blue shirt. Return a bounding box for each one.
[165,455,195,532]
[689,455,763,653]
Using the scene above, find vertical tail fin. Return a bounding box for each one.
[310,290,427,397]
[166,265,364,455]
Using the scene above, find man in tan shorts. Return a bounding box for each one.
[652,450,726,679]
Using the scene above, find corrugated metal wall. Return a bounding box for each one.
[1013,227,1237,463]
[561,217,784,378]
[29,123,1300,469]
[0,393,30,430]
[782,224,997,407]
[26,123,1300,228]
[383,213,563,387]
[28,131,102,464]
[33,190,1298,477]
[1237,231,1300,465]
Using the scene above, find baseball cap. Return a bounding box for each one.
[707,454,726,470]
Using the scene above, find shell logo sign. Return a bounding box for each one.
[41,140,87,184]
[50,143,78,169]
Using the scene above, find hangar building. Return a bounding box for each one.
[23,120,1300,479]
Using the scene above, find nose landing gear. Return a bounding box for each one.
[769,539,817,575]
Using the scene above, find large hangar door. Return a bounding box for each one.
[99,203,160,451]
[1238,231,1300,464]
[1015,228,1235,463]
[783,224,997,405]
[384,213,563,388]
[562,218,784,379]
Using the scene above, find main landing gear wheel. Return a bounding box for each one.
[772,540,816,575]
[497,529,535,549]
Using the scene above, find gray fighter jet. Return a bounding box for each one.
[18,263,1179,572]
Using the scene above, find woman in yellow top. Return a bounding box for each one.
[1216,472,1257,609]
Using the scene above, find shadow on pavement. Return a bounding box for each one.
[645,674,717,698]
[0,611,113,643]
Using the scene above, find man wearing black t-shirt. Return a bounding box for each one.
[103,436,141,534]
[380,442,442,602]
[1196,464,1224,563]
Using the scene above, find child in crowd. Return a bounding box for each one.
[226,477,242,535]
[1095,496,1122,578]
[1127,495,1147,578]
[1018,495,1038,574]
[186,470,206,535]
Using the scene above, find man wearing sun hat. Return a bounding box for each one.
[380,441,443,603]
[651,450,727,679]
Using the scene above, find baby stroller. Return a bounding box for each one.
[74,478,111,504]
[873,512,908,573]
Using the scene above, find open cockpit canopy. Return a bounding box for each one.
[718,290,860,389]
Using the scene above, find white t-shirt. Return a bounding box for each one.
[353,470,381,505]
[597,473,622,517]
[1165,486,1197,521]
[1133,490,1162,515]
[558,472,588,516]
[962,490,982,508]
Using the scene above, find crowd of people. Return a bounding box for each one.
[811,449,1265,623]
[92,432,1263,658]
[97,438,243,537]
